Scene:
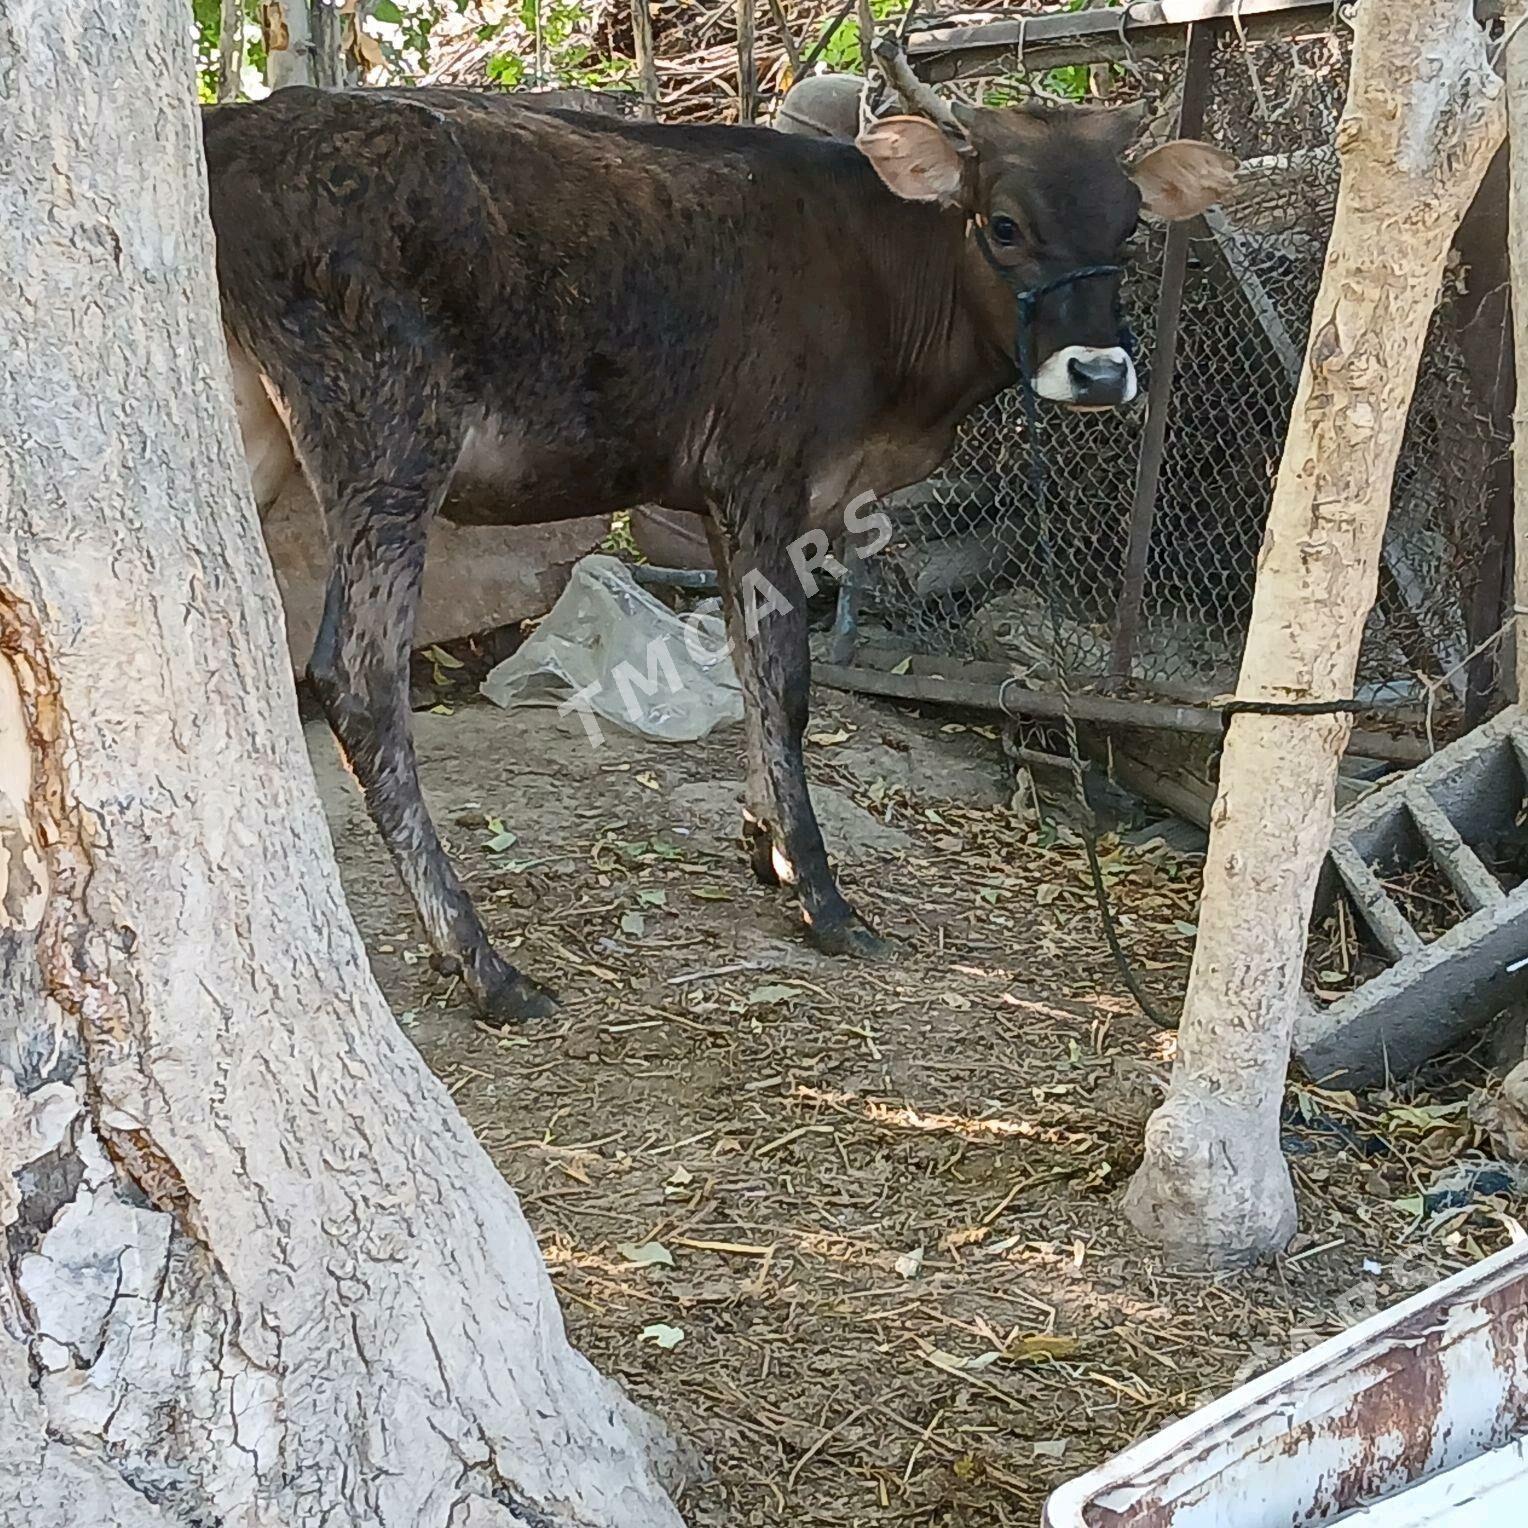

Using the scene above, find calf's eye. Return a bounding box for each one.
[989,214,1020,246]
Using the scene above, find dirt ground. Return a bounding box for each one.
[307,687,1517,1527]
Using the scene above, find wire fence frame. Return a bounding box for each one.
[850,16,1509,740]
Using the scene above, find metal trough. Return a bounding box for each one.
[1043,1239,1528,1527]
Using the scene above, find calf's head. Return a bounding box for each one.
[857,81,1235,409]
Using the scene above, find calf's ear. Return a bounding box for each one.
[857,115,967,206]
[1130,140,1237,221]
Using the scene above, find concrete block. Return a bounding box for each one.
[1295,707,1528,1087]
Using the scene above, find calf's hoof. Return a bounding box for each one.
[807,912,891,960]
[474,960,559,1026]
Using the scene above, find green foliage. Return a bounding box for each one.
[191,0,221,101]
[810,0,903,76]
[1043,63,1091,100]
[488,0,636,91]
[191,0,267,103]
[486,52,526,88]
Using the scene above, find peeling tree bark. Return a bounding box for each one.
[0,4,686,1524]
[1122,0,1505,1264]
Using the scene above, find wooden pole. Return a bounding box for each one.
[813,661,1432,763]
[1509,13,1528,707]
[766,0,803,81]
[632,0,660,120]
[737,0,758,122]
[857,0,875,77]
[1122,0,1504,1264]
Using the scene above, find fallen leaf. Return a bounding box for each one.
[691,886,732,901]
[747,983,801,1006]
[485,830,518,853]
[807,728,850,746]
[635,771,661,791]
[618,1242,675,1268]
[1033,1439,1069,1460]
[890,657,912,675]
[620,910,646,937]
[1174,920,1199,938]
[894,1246,925,1279]
[423,644,464,670]
[637,888,668,907]
[355,28,385,69]
[1036,883,1062,906]
[925,1346,1001,1373]
[1007,1333,1079,1362]
[940,992,972,1011]
[640,1323,685,1350]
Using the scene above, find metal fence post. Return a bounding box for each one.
[1109,22,1214,688]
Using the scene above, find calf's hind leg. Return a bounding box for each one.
[711,508,888,959]
[705,520,779,887]
[290,394,555,1024]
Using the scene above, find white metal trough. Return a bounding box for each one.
[1043,1238,1528,1527]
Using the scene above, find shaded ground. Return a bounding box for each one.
[308,690,1515,1527]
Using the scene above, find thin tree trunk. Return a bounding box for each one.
[217,0,244,101]
[1511,14,1528,708]
[261,0,345,89]
[766,0,802,82]
[632,0,660,120]
[737,0,757,123]
[311,0,346,87]
[0,4,686,1522]
[1122,0,1504,1264]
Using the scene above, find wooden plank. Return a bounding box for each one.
[907,0,1340,82]
[908,1,1508,82]
[812,659,1433,763]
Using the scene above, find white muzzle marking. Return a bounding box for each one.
[1031,345,1138,407]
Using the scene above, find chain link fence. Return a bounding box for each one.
[854,22,1506,729]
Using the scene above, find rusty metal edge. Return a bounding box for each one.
[1042,1237,1528,1527]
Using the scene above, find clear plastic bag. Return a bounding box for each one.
[480,554,743,742]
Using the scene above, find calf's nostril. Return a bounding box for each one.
[1067,354,1128,398]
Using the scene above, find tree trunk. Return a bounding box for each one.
[1122,0,1505,1264]
[217,0,245,101]
[632,0,660,120]
[737,0,758,124]
[0,5,686,1524]
[1511,13,1528,709]
[261,0,344,89]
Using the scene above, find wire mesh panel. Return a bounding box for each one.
[857,24,1505,726]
